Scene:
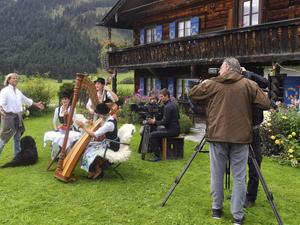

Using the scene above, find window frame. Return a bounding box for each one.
[239,0,262,27]
[145,27,156,44]
[177,19,191,38]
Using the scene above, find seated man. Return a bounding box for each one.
[76,103,119,179]
[147,88,180,161]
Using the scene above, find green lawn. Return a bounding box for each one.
[0,113,299,225]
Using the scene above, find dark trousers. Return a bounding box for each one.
[246,128,262,202]
[149,127,180,157]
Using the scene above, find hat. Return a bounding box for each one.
[95,103,110,115]
[60,92,71,99]
[94,77,105,85]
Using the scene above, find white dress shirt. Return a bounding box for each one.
[0,84,33,113]
[94,115,115,137]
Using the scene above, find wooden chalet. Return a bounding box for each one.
[99,0,300,106]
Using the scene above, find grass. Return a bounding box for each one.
[0,114,299,225]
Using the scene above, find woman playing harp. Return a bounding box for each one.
[76,103,119,179]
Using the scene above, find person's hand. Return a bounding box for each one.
[85,120,94,126]
[75,120,85,129]
[34,101,45,110]
[103,86,111,92]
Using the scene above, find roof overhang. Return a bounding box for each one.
[97,0,164,29]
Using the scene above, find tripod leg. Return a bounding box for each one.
[249,145,283,225]
[161,136,207,207]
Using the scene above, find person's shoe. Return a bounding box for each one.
[212,208,223,219]
[244,199,255,208]
[87,172,95,179]
[93,164,104,179]
[93,171,104,179]
[147,156,161,162]
[233,216,244,225]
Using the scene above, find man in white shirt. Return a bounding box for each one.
[0,73,44,158]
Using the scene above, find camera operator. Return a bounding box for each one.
[137,93,162,155]
[147,88,180,162]
[189,57,270,225]
[240,67,269,208]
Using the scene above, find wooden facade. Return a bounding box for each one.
[99,0,300,104]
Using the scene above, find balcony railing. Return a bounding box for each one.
[108,18,300,69]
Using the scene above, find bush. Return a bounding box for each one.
[118,103,141,124]
[179,112,193,134]
[20,75,55,116]
[117,86,133,98]
[119,77,134,84]
[260,105,300,167]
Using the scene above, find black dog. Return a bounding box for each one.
[1,136,38,168]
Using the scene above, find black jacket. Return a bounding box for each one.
[156,100,180,132]
[242,71,269,126]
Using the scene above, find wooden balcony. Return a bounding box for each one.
[108,18,300,69]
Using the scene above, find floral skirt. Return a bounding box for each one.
[80,141,108,172]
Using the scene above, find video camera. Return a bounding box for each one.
[130,102,162,123]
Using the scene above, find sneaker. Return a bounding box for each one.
[212,208,223,219]
[233,217,244,225]
[244,199,255,208]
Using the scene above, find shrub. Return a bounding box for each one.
[117,86,133,98]
[179,112,193,134]
[118,103,141,124]
[119,77,134,84]
[20,75,55,116]
[260,105,300,167]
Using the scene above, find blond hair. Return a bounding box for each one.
[4,73,19,86]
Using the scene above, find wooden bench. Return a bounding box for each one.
[161,136,184,160]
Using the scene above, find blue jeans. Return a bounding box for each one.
[0,130,21,157]
[209,142,249,220]
[13,129,21,156]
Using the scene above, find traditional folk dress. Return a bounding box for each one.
[81,115,119,172]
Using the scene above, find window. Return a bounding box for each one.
[170,18,199,39]
[178,20,191,38]
[146,27,156,43]
[241,0,260,27]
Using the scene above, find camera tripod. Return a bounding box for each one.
[161,136,283,225]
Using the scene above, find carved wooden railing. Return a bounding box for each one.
[109,18,300,68]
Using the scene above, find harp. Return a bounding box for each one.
[54,73,101,182]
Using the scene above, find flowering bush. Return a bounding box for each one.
[260,105,300,167]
